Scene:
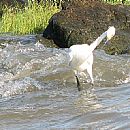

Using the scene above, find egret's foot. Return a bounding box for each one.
[91,82,94,86]
[91,83,94,86]
[83,80,94,85]
[77,84,81,91]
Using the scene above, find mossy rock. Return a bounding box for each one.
[0,0,25,7]
[43,0,130,54]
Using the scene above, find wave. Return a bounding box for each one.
[0,42,130,97]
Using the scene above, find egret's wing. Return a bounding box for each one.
[69,44,91,68]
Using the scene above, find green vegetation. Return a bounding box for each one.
[0,0,130,35]
[0,1,59,35]
[102,0,130,5]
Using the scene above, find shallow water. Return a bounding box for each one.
[0,35,130,129]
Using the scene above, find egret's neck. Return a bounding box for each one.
[89,31,107,52]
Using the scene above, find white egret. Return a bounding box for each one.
[69,26,116,91]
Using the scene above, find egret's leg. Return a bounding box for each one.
[75,75,81,91]
[74,71,81,91]
[86,63,94,85]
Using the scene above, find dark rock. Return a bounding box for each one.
[0,0,25,7]
[36,34,58,48]
[43,0,130,55]
[0,0,26,18]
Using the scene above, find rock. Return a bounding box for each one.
[43,0,130,55]
[0,0,25,7]
[0,0,26,19]
[36,34,58,48]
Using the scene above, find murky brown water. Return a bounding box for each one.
[0,35,130,129]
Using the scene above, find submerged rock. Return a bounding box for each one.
[43,0,130,54]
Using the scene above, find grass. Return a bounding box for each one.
[102,0,130,5]
[0,0,130,35]
[0,0,60,35]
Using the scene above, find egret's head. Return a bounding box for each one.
[105,26,115,44]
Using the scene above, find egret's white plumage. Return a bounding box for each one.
[105,26,115,44]
[69,26,116,91]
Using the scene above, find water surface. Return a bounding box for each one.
[0,35,130,129]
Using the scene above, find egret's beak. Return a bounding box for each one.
[105,26,115,45]
[101,39,110,49]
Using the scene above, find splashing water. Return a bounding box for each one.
[0,36,130,129]
[0,41,129,97]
